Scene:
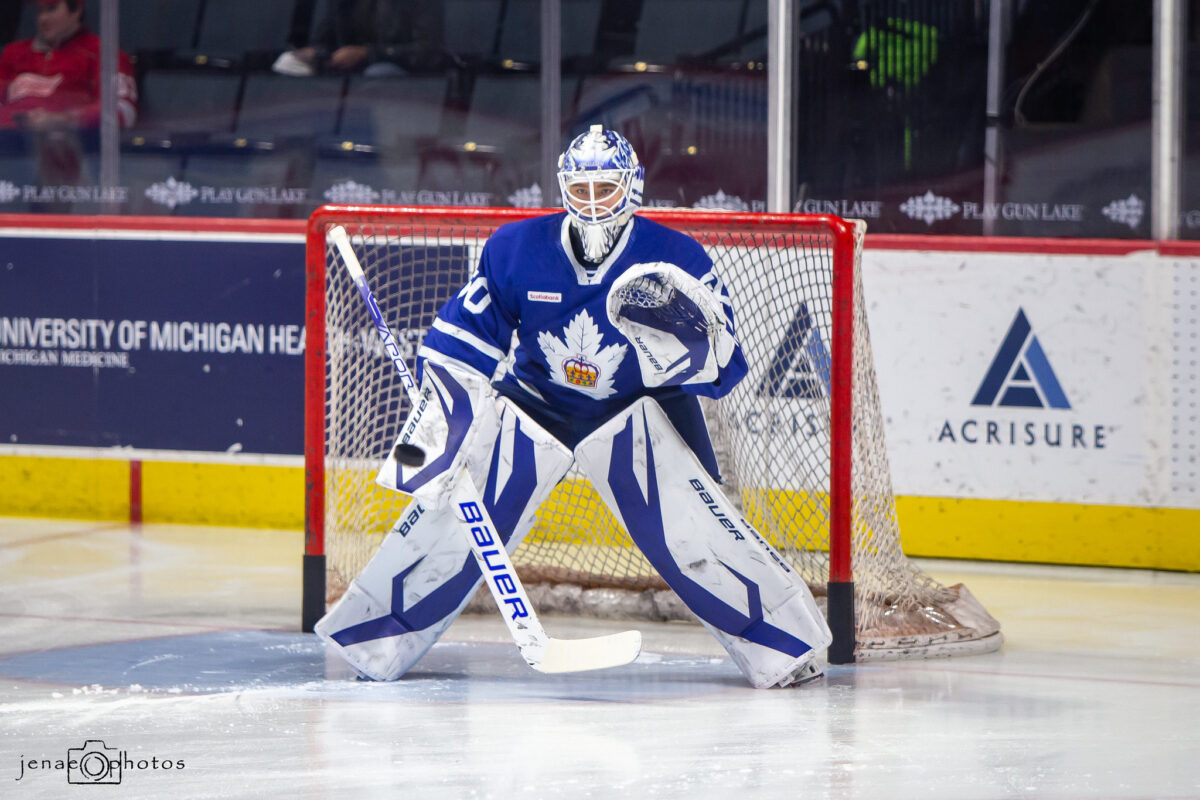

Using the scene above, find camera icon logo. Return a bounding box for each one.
[67,740,122,784]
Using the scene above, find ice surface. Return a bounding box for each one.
[1,518,1198,799]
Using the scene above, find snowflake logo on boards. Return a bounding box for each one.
[537,310,627,400]
[1100,194,1144,230]
[507,183,542,208]
[0,181,20,203]
[323,180,380,204]
[694,189,749,212]
[899,190,960,226]
[145,177,198,209]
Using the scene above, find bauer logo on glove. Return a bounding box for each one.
[607,262,736,388]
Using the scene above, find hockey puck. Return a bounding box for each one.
[393,442,426,467]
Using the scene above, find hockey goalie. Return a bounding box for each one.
[315,125,833,688]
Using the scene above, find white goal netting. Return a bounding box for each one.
[305,206,1002,661]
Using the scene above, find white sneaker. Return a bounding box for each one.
[272,51,315,77]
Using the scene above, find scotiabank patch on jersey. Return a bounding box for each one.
[536,310,626,399]
[527,290,562,303]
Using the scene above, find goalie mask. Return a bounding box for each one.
[558,125,644,263]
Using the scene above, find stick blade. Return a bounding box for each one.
[531,630,643,674]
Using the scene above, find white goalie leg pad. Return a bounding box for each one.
[574,397,832,688]
[316,397,574,680]
[375,359,495,511]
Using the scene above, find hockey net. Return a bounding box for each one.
[303,205,1002,662]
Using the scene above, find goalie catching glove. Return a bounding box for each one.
[607,262,737,388]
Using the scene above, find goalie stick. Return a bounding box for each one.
[328,225,643,674]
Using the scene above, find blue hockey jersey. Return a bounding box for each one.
[419,212,748,430]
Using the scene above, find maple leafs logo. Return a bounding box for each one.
[537,310,627,400]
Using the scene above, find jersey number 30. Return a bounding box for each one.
[459,274,492,314]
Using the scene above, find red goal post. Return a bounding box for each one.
[302,205,1002,664]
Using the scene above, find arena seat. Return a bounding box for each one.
[629,0,747,65]
[192,0,297,66]
[119,0,205,53]
[495,0,603,65]
[134,70,243,135]
[235,74,346,140]
[443,0,503,61]
[338,75,450,147]
[463,74,543,145]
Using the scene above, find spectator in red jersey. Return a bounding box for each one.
[0,0,137,130]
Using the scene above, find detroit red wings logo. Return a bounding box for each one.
[537,310,626,399]
[7,73,64,102]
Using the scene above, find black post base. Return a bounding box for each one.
[826,580,856,664]
[301,554,326,633]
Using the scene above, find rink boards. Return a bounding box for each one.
[0,215,1197,570]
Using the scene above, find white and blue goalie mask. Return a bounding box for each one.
[557,125,645,263]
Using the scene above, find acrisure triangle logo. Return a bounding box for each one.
[971,309,1069,409]
[758,302,831,400]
